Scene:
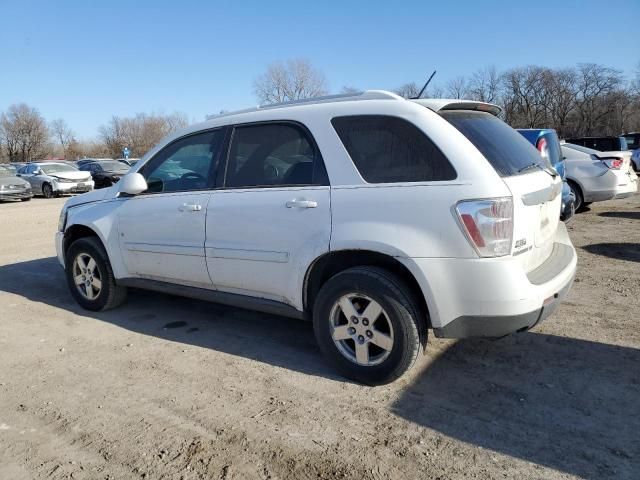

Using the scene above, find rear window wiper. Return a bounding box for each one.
[518,162,558,177]
[518,162,542,174]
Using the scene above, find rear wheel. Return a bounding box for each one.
[568,181,584,212]
[42,183,54,198]
[313,266,423,385]
[65,237,127,311]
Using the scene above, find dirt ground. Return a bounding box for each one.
[0,194,638,480]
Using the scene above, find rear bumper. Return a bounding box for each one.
[433,273,573,338]
[400,223,577,338]
[581,170,637,202]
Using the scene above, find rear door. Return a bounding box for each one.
[442,111,562,272]
[206,122,331,306]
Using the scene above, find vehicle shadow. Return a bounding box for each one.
[581,243,640,263]
[0,257,344,382]
[599,211,640,220]
[3,258,640,477]
[391,333,640,479]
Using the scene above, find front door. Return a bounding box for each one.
[206,122,331,307]
[117,128,226,287]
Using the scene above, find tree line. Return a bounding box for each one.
[1,59,639,163]
[0,107,189,163]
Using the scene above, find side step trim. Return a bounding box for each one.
[118,278,307,320]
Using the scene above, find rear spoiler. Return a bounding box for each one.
[411,99,501,117]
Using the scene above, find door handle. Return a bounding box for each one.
[285,199,318,209]
[178,203,202,212]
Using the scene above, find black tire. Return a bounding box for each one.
[21,197,31,202]
[312,266,424,385]
[65,237,127,311]
[42,183,54,198]
[568,181,585,212]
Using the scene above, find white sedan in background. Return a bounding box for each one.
[561,142,637,210]
[17,162,94,198]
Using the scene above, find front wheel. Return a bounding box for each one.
[65,237,127,311]
[42,183,54,198]
[313,266,424,385]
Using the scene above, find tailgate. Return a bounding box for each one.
[502,171,563,272]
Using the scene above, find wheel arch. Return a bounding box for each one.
[303,249,433,329]
[63,223,106,257]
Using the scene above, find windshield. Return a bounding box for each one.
[41,163,79,174]
[0,165,15,177]
[441,110,544,177]
[100,161,130,171]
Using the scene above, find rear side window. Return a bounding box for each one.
[331,115,456,183]
[441,110,543,177]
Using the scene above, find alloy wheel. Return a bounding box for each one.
[72,253,102,300]
[329,293,394,366]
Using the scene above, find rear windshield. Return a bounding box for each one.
[441,110,543,177]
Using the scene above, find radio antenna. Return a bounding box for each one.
[413,70,437,99]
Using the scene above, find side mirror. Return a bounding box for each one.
[118,172,147,195]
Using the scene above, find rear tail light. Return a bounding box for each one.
[455,197,513,257]
[601,158,623,170]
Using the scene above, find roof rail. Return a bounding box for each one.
[206,90,403,120]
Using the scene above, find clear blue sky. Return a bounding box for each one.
[1,0,638,139]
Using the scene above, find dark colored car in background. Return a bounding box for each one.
[566,136,628,152]
[622,132,640,151]
[518,129,575,221]
[79,160,131,188]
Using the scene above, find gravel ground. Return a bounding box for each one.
[0,194,638,480]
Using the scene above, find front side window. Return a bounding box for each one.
[331,115,456,183]
[142,129,225,193]
[225,123,326,188]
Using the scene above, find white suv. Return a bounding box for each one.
[55,91,577,385]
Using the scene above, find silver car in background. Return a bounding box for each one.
[17,162,94,198]
[561,142,638,210]
[0,164,33,201]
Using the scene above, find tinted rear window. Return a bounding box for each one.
[331,115,456,183]
[441,110,543,177]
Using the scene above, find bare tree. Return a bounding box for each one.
[0,103,50,162]
[253,59,328,104]
[501,66,551,128]
[446,76,468,99]
[467,66,501,103]
[544,68,579,137]
[574,63,623,135]
[50,118,75,157]
[394,82,421,98]
[99,112,188,158]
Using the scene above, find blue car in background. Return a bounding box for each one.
[518,129,575,221]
